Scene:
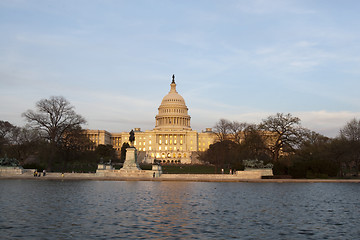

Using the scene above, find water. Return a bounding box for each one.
[0,180,359,239]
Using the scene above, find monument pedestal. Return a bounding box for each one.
[121,147,141,171]
[152,164,162,178]
[97,164,113,170]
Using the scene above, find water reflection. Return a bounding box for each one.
[0,180,359,239]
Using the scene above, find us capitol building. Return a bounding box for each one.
[85,75,216,164]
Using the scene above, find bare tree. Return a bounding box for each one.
[340,118,360,141]
[0,121,42,162]
[213,119,231,142]
[7,126,42,163]
[0,121,16,156]
[339,118,360,176]
[22,96,86,146]
[228,121,248,144]
[22,96,86,170]
[0,121,15,140]
[242,124,269,160]
[213,119,249,143]
[259,113,305,162]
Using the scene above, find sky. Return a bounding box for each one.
[1,0,360,137]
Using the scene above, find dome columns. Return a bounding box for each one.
[155,116,191,128]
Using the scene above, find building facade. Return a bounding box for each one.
[85,76,217,164]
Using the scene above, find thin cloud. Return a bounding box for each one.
[251,42,335,72]
[297,111,360,137]
[236,0,316,15]
[1,1,360,141]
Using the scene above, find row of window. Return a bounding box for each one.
[158,135,184,139]
[199,142,211,146]
[158,139,183,145]
[160,108,186,113]
[158,146,183,151]
[164,99,182,102]
[113,147,207,152]
[137,146,185,151]
[159,160,182,164]
[151,152,188,159]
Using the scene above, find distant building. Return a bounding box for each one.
[85,76,217,164]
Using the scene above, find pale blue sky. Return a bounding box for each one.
[1,0,360,137]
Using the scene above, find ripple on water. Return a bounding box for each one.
[0,180,360,239]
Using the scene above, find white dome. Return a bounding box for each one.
[155,76,191,130]
[160,81,187,108]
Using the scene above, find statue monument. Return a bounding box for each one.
[120,129,141,170]
[0,156,24,175]
[129,129,135,146]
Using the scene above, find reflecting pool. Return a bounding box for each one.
[0,180,359,239]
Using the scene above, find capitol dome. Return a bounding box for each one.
[155,75,191,130]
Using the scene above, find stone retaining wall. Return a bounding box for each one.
[46,172,97,178]
[96,169,154,178]
[93,168,274,180]
[160,172,269,180]
[0,167,24,175]
[1,168,273,181]
[240,169,273,178]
